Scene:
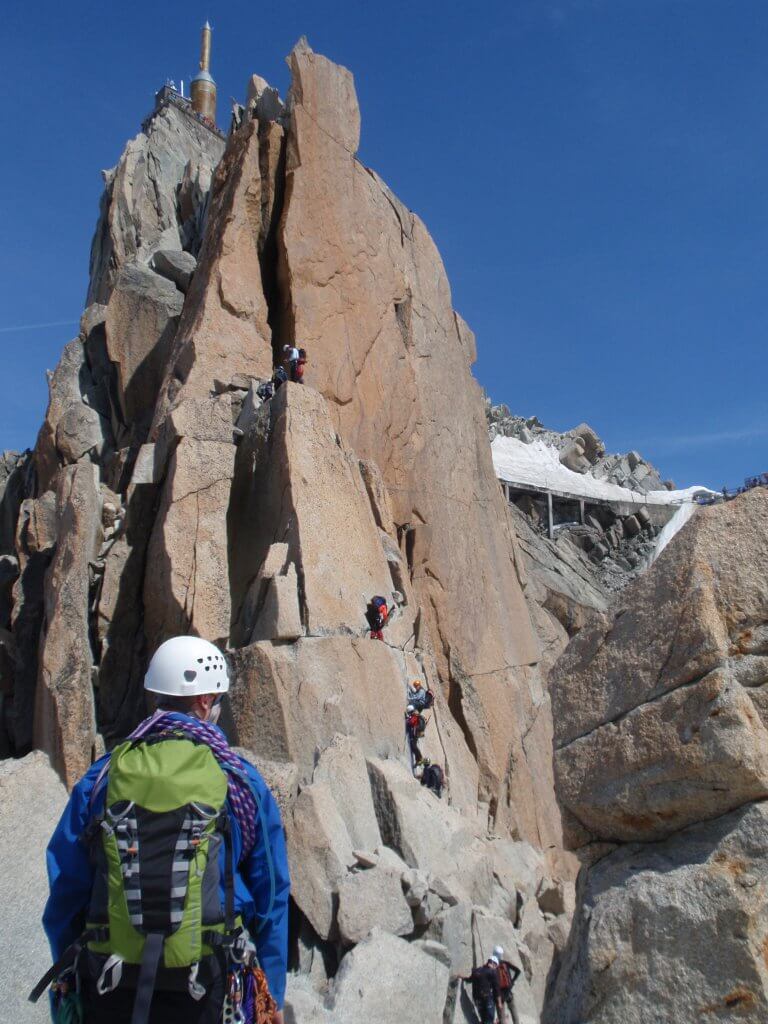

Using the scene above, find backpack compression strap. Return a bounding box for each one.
[28,928,109,1003]
[129,932,164,1024]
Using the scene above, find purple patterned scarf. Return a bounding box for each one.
[94,710,257,859]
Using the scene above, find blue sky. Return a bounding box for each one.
[1,0,766,488]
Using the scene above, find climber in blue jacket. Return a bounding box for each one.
[38,636,291,1024]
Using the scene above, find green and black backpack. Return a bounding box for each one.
[31,735,244,1023]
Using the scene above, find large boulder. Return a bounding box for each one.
[87,102,224,304]
[328,929,449,1024]
[337,865,413,945]
[546,801,768,1024]
[311,734,382,851]
[286,779,356,939]
[552,489,768,844]
[105,262,183,436]
[34,338,111,491]
[366,757,492,906]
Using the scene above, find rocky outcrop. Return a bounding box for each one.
[548,490,768,1020]
[487,402,667,493]
[546,802,768,1023]
[34,462,102,787]
[552,489,768,846]
[88,101,225,305]
[2,40,602,1023]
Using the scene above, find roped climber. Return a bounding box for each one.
[493,946,522,1024]
[419,757,444,799]
[405,704,428,763]
[407,679,434,712]
[282,344,300,382]
[295,348,307,384]
[463,956,503,1024]
[366,595,389,641]
[36,636,291,1024]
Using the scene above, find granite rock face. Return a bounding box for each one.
[0,41,660,1024]
[278,42,562,846]
[552,489,768,845]
[88,102,225,305]
[547,489,768,1022]
[546,802,768,1024]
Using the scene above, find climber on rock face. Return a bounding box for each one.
[365,595,389,640]
[272,365,288,392]
[283,343,300,382]
[407,679,434,711]
[35,636,291,1024]
[464,956,503,1024]
[419,757,444,799]
[295,347,307,383]
[492,946,522,1024]
[405,704,428,763]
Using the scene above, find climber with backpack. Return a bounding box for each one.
[419,758,444,799]
[295,348,307,384]
[405,705,428,764]
[365,595,389,641]
[282,344,300,382]
[34,635,291,1024]
[492,946,522,1023]
[462,957,503,1024]
[407,679,434,712]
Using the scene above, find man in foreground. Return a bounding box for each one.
[36,635,290,1024]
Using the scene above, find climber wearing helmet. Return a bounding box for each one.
[36,636,290,1024]
[405,705,427,764]
[407,679,434,711]
[419,757,444,799]
[492,946,522,1023]
[463,956,503,1024]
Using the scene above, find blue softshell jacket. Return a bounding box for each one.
[42,719,291,1009]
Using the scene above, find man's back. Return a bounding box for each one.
[470,964,500,1003]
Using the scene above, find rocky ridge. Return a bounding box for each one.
[546,488,768,1022]
[3,41,577,1023]
[4,38,764,1024]
[486,401,682,602]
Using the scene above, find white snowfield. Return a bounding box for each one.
[491,436,715,508]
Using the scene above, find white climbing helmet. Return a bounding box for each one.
[144,636,230,696]
[493,946,504,958]
[489,955,500,966]
[406,704,415,713]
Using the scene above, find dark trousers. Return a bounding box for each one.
[475,995,496,1024]
[81,975,225,1024]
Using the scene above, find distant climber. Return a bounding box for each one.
[34,636,291,1024]
[295,347,307,383]
[463,957,503,1024]
[405,704,428,763]
[407,679,434,711]
[419,757,444,798]
[272,365,288,392]
[366,595,389,640]
[283,343,300,382]
[492,946,522,1024]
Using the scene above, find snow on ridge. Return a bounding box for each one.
[491,436,715,507]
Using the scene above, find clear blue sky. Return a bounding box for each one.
[2,0,766,488]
